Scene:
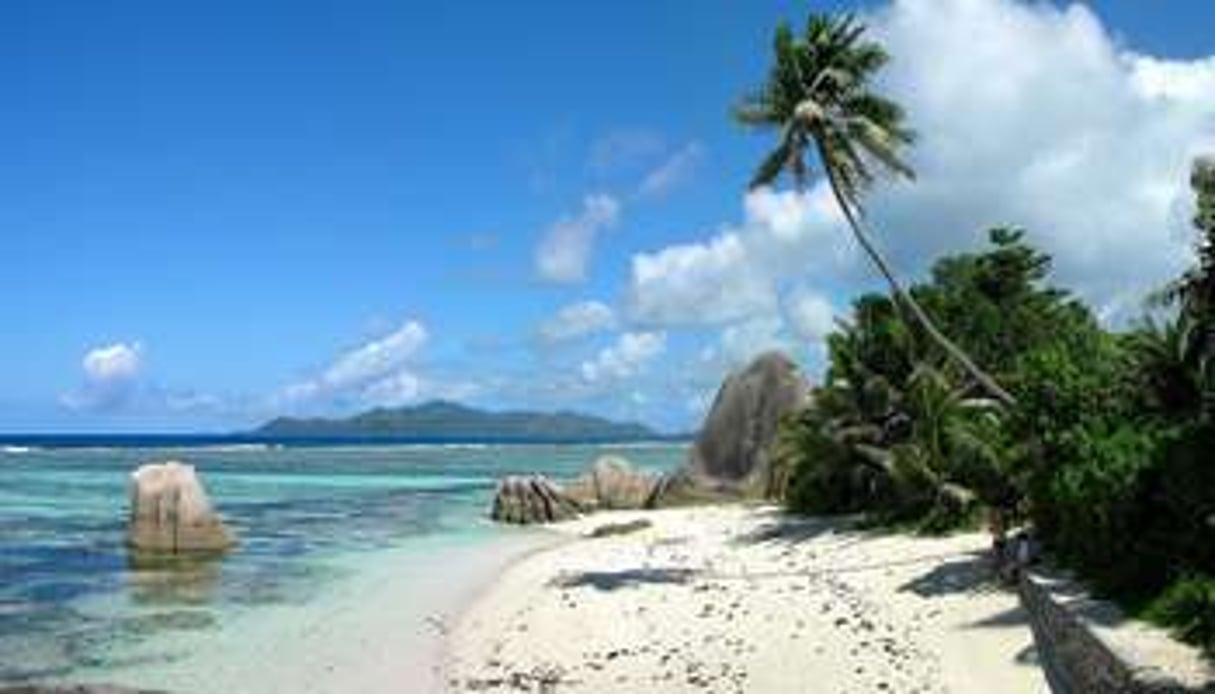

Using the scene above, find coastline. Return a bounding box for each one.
[444,505,1048,693]
[62,528,566,694]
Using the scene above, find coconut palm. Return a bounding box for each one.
[736,13,1015,405]
[1156,156,1215,416]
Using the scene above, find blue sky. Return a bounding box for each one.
[2,1,1214,432]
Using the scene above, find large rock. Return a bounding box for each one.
[127,461,235,553]
[654,351,809,505]
[490,475,583,524]
[565,455,658,510]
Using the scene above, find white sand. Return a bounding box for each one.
[445,506,1049,693]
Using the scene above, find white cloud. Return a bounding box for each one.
[626,187,849,326]
[625,0,1215,335]
[581,331,666,383]
[277,320,430,408]
[785,288,836,343]
[1127,55,1215,103]
[627,232,758,325]
[639,142,704,197]
[83,342,142,383]
[61,341,144,411]
[534,194,621,283]
[718,317,790,366]
[868,0,1215,318]
[538,300,616,342]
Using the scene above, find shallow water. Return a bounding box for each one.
[0,443,684,685]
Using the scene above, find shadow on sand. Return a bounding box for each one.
[548,567,697,592]
[729,511,858,546]
[898,552,995,598]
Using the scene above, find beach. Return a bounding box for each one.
[0,443,678,691]
[70,530,562,694]
[445,505,1048,693]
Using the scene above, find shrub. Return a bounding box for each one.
[1145,574,1215,656]
[1041,423,1162,596]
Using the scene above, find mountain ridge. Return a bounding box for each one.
[252,399,664,442]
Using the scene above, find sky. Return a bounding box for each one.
[2,0,1214,433]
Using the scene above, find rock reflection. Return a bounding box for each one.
[125,551,224,606]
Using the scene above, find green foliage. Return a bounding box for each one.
[740,9,1012,407]
[781,228,1086,531]
[915,227,1076,379]
[1039,424,1161,594]
[735,13,914,204]
[1145,575,1215,655]
[768,122,1215,654]
[1124,320,1202,421]
[1157,157,1215,416]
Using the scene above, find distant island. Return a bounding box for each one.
[252,400,664,443]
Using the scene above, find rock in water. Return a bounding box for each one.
[128,461,235,553]
[566,455,657,510]
[654,351,809,505]
[490,475,583,524]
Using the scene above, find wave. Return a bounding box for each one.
[596,441,690,450]
[1,446,35,454]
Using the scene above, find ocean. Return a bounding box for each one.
[0,441,685,689]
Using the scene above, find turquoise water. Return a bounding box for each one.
[0,443,684,684]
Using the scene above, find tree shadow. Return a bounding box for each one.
[897,552,996,597]
[548,567,697,592]
[969,604,1032,628]
[730,512,856,546]
[1014,642,1041,666]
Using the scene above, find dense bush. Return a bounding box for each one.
[778,163,1215,653]
[1145,574,1215,655]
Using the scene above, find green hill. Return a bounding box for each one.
[253,400,660,442]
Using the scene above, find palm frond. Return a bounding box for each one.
[749,138,796,190]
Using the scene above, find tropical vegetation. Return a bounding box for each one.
[746,12,1215,656]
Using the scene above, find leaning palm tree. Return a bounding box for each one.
[736,14,1015,405]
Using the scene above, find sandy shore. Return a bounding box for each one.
[64,531,562,694]
[444,506,1049,693]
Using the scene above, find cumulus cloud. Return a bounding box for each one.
[625,0,1215,336]
[538,300,617,342]
[639,142,705,198]
[868,0,1215,317]
[718,317,791,366]
[83,342,142,383]
[277,320,430,408]
[581,331,666,383]
[61,341,144,411]
[626,186,849,326]
[785,288,837,343]
[534,194,621,283]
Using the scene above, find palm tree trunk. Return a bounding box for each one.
[815,141,1017,406]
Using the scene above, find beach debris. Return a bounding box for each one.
[490,475,583,524]
[588,518,653,538]
[127,460,236,553]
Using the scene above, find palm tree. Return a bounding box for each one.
[735,13,1015,406]
[1157,156,1215,416]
